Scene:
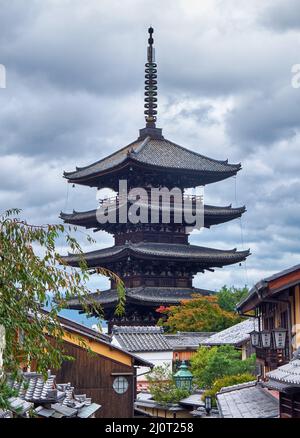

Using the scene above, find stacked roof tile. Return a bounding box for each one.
[266,347,300,391]
[1,372,101,418]
[112,326,172,352]
[216,381,279,418]
[201,319,258,347]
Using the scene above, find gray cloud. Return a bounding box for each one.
[260,0,300,32]
[0,0,299,298]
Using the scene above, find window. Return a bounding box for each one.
[112,376,129,394]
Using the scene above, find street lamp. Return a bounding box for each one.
[260,330,272,348]
[273,328,287,349]
[174,361,193,391]
[250,330,260,348]
[205,395,212,415]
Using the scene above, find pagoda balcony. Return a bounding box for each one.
[98,193,203,209]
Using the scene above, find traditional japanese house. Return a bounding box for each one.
[41,313,153,418]
[266,347,300,418]
[61,27,249,332]
[216,381,279,418]
[111,326,173,390]
[164,331,214,365]
[1,371,101,418]
[237,264,300,374]
[200,319,258,360]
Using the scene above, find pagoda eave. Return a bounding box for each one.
[66,286,214,311]
[62,242,250,269]
[60,204,246,232]
[63,136,241,189]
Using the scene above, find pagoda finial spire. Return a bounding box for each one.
[144,26,157,128]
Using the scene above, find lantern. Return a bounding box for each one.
[205,395,212,415]
[174,361,193,391]
[250,330,260,348]
[273,328,287,349]
[260,330,272,348]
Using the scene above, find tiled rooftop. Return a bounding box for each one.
[60,204,246,229]
[2,371,101,418]
[64,136,241,181]
[201,319,258,346]
[164,332,215,349]
[67,286,212,308]
[112,325,172,352]
[267,347,300,389]
[63,241,250,267]
[217,382,279,418]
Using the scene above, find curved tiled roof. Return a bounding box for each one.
[112,325,172,352]
[237,264,300,313]
[216,382,279,418]
[62,242,250,268]
[267,348,300,389]
[165,332,214,349]
[66,286,212,309]
[64,136,241,182]
[201,319,258,346]
[60,204,246,230]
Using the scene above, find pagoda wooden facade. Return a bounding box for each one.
[61,28,249,332]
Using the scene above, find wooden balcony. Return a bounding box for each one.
[255,347,289,369]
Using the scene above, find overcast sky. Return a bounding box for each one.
[1,0,300,301]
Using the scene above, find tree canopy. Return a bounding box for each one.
[217,285,249,313]
[147,363,191,405]
[190,345,256,389]
[157,295,243,333]
[0,209,125,380]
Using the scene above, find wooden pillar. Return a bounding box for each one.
[295,285,300,349]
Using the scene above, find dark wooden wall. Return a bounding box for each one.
[54,340,135,418]
[280,392,300,418]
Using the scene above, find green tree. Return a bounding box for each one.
[147,364,191,405]
[217,286,249,313]
[157,295,242,333]
[202,373,254,406]
[0,209,125,403]
[190,345,255,389]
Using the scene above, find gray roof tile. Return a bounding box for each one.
[63,241,250,267]
[164,332,215,349]
[67,286,212,308]
[5,371,101,418]
[217,382,279,418]
[201,319,258,346]
[267,347,300,389]
[112,325,172,352]
[64,137,241,181]
[60,204,246,230]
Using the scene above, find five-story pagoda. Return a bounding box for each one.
[61,28,249,333]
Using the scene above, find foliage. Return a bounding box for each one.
[217,285,249,313]
[190,345,256,389]
[0,209,125,384]
[147,364,191,406]
[202,373,254,406]
[157,295,242,333]
[0,376,19,412]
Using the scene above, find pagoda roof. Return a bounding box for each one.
[66,286,213,310]
[60,204,246,231]
[63,136,241,186]
[62,242,250,269]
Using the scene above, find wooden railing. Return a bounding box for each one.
[98,194,203,208]
[255,347,289,369]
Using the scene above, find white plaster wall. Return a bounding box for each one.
[111,336,173,381]
[135,351,173,381]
